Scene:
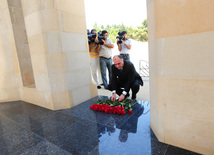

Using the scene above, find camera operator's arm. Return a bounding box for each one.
[95,44,100,53]
[121,40,131,49]
[117,42,122,51]
[102,39,114,48]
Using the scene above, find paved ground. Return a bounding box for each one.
[97,77,150,101]
[0,96,200,154]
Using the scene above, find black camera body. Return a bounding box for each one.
[87,29,97,44]
[116,31,124,44]
[97,31,106,45]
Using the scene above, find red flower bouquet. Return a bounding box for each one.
[90,99,137,115]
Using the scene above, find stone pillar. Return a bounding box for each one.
[0,0,20,102]
[0,0,97,109]
[19,0,97,110]
[148,0,214,154]
[8,0,35,87]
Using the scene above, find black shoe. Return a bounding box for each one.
[100,83,104,86]
[131,94,136,99]
[97,86,101,89]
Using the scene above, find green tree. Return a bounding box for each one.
[91,19,148,43]
[142,19,147,27]
[93,22,100,30]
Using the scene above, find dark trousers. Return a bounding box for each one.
[108,79,141,96]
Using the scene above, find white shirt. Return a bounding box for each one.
[120,39,131,54]
[99,39,113,58]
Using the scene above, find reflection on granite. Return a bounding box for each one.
[0,97,201,155]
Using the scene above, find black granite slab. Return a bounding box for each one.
[19,139,71,155]
[0,97,202,155]
[0,115,44,154]
[165,145,202,155]
[27,112,80,139]
[47,119,112,155]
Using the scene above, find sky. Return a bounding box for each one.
[84,0,147,30]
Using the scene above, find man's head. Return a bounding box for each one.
[102,30,108,40]
[91,29,96,34]
[113,55,124,70]
[122,31,127,40]
[119,130,128,142]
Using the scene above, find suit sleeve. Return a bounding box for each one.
[125,63,136,93]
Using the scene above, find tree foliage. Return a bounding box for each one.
[91,19,148,43]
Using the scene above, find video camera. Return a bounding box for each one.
[116,31,125,44]
[87,29,97,44]
[97,31,106,45]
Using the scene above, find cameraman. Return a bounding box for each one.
[89,29,102,89]
[97,30,114,89]
[117,31,132,61]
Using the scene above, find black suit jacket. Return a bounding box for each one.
[111,61,143,93]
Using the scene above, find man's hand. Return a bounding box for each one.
[121,39,125,44]
[118,94,125,102]
[101,39,105,44]
[121,40,131,49]
[111,93,116,102]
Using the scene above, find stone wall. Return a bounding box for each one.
[0,0,20,102]
[148,0,214,154]
[0,0,97,110]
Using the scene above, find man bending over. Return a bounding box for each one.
[108,55,143,102]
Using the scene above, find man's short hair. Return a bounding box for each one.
[102,30,108,35]
[118,55,123,60]
[113,55,124,60]
[91,29,96,33]
[122,31,127,35]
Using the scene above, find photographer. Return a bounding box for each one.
[89,29,102,89]
[97,30,114,89]
[117,31,132,61]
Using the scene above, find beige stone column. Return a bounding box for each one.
[0,0,20,102]
[148,0,214,154]
[8,0,35,87]
[18,0,97,110]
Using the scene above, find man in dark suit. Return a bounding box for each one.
[108,55,143,102]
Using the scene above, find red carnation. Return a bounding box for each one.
[121,110,126,115]
[90,99,137,115]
